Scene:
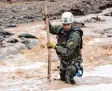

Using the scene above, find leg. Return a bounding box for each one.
[60,69,66,81]
[65,64,77,84]
[59,60,66,81]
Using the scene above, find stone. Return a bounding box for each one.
[7,38,19,43]
[6,23,17,28]
[18,33,37,39]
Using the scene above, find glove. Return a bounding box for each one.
[42,14,48,21]
[47,42,56,49]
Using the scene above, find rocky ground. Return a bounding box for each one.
[0,6,112,90]
[0,26,39,59]
[0,0,112,27]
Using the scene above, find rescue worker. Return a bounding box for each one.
[44,12,83,84]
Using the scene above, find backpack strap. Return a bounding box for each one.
[73,26,83,49]
[73,26,83,36]
[73,26,81,31]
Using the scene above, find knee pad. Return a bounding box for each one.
[66,65,77,77]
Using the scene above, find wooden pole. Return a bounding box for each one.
[45,2,51,81]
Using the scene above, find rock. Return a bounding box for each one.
[0,32,38,59]
[28,39,39,48]
[2,42,15,47]
[23,15,35,20]
[8,46,19,55]
[107,34,112,37]
[0,0,112,27]
[6,23,17,28]
[0,26,4,32]
[21,38,38,49]
[0,22,2,26]
[0,27,5,42]
[0,27,14,38]
[14,43,26,51]
[0,47,18,59]
[7,38,19,43]
[18,33,37,39]
[0,43,26,59]
[94,28,112,37]
[73,21,85,27]
[21,39,31,49]
[85,16,105,23]
[2,31,14,38]
[104,12,112,16]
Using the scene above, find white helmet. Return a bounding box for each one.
[61,12,74,24]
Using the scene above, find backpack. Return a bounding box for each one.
[73,26,83,49]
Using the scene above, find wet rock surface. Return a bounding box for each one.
[0,27,38,59]
[18,33,37,39]
[94,28,112,37]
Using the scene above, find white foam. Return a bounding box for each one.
[0,62,45,73]
[83,65,112,77]
[49,83,112,91]
[49,65,112,91]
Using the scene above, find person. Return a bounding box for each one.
[44,12,83,84]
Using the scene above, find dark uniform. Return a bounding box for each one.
[49,23,83,84]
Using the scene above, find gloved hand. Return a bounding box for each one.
[47,42,56,49]
[42,14,47,21]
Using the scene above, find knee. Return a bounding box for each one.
[66,65,77,76]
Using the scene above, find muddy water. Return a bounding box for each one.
[48,65,112,91]
[6,21,44,35]
[0,9,112,91]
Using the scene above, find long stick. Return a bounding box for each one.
[45,2,51,81]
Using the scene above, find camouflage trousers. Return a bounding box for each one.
[59,57,83,84]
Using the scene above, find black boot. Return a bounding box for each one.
[60,70,66,81]
[70,77,75,84]
[65,75,75,84]
[65,75,71,84]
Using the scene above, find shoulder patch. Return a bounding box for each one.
[68,41,74,46]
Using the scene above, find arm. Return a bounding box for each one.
[55,32,80,58]
[49,22,63,35]
[43,15,62,35]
